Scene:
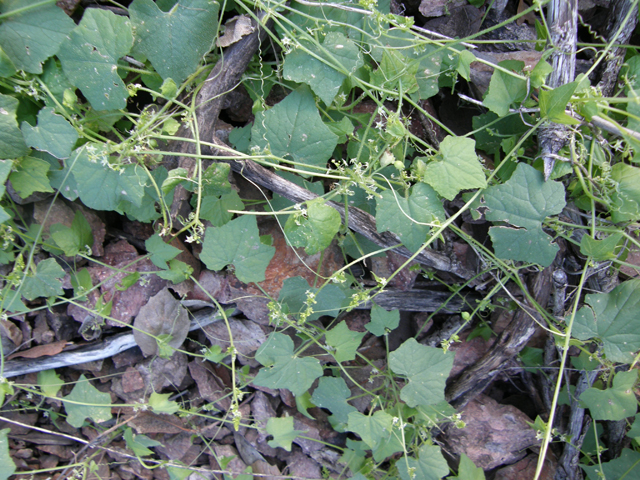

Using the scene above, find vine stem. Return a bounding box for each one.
[534,257,592,480]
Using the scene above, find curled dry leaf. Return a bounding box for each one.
[216,15,255,48]
[7,340,70,360]
[133,287,190,356]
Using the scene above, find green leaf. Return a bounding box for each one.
[581,449,640,480]
[369,29,442,99]
[146,233,181,269]
[347,410,404,461]
[268,171,324,224]
[204,344,226,363]
[389,338,454,407]
[479,162,565,266]
[41,58,73,105]
[370,49,419,95]
[398,445,449,480]
[489,226,562,267]
[573,279,640,363]
[580,233,623,261]
[0,287,27,314]
[376,182,445,252]
[278,276,348,321]
[579,370,638,421]
[0,429,16,480]
[49,211,93,256]
[0,381,13,410]
[472,112,530,156]
[251,86,338,170]
[0,94,28,159]
[366,303,400,336]
[0,160,12,224]
[483,60,528,117]
[121,166,174,223]
[21,108,78,159]
[311,376,356,431]
[63,374,112,428]
[254,332,323,396]
[156,259,193,284]
[148,392,180,414]
[0,48,15,78]
[162,167,189,195]
[200,215,275,283]
[325,321,365,362]
[296,391,315,419]
[456,50,476,82]
[38,369,64,398]
[9,156,53,198]
[266,416,305,451]
[284,31,363,105]
[325,116,354,143]
[627,413,640,442]
[611,163,640,222]
[0,0,75,74]
[123,427,162,457]
[129,0,220,84]
[456,453,486,480]
[200,190,243,227]
[423,136,487,200]
[539,81,578,121]
[284,198,341,254]
[71,144,146,212]
[202,163,232,196]
[58,9,133,111]
[21,258,65,301]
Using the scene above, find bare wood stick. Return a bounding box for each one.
[556,369,598,480]
[208,143,474,279]
[1,307,226,378]
[597,0,638,96]
[538,0,578,180]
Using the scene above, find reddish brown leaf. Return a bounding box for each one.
[7,340,70,360]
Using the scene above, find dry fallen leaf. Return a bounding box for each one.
[517,0,538,25]
[133,287,190,356]
[7,340,70,360]
[216,15,255,47]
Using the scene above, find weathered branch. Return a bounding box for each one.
[597,0,639,96]
[538,0,578,180]
[446,267,553,408]
[2,307,226,378]
[211,149,474,278]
